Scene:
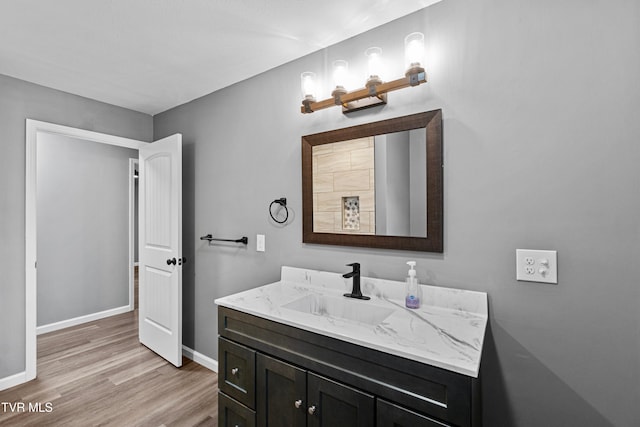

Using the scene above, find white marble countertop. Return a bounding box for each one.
[214,266,488,377]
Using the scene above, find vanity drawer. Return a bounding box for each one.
[219,337,256,408]
[219,391,256,427]
[377,399,451,427]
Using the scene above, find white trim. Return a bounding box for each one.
[182,345,218,372]
[0,371,28,392]
[25,121,37,382]
[25,119,146,386]
[36,305,131,335]
[128,158,139,311]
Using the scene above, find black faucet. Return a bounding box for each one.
[342,263,370,300]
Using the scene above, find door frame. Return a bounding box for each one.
[129,158,139,311]
[25,119,145,381]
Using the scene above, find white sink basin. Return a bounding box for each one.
[282,294,394,325]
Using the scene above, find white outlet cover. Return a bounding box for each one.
[516,249,557,284]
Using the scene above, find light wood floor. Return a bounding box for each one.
[0,310,218,426]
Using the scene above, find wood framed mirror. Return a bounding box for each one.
[302,110,443,252]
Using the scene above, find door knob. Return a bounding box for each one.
[308,405,316,415]
[166,258,177,265]
[294,399,303,408]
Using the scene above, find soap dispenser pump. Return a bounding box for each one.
[405,261,420,309]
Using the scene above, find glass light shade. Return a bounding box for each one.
[365,47,383,81]
[404,32,425,70]
[301,71,317,100]
[332,60,349,89]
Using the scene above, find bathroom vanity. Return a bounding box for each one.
[214,267,487,427]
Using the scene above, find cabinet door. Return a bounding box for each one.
[307,372,374,427]
[219,391,256,427]
[256,354,306,427]
[377,399,451,427]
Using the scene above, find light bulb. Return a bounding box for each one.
[404,32,425,72]
[332,60,349,90]
[365,47,383,85]
[300,71,317,101]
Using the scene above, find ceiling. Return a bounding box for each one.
[0,0,440,116]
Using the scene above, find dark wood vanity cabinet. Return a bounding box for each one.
[218,307,481,427]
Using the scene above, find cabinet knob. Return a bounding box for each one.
[231,367,239,376]
[308,405,316,415]
[294,399,303,408]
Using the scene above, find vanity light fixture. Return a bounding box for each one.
[404,32,426,85]
[331,60,349,104]
[301,71,318,113]
[300,32,427,114]
[365,47,384,86]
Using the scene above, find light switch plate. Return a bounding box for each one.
[516,249,557,284]
[256,234,265,252]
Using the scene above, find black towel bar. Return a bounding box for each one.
[200,234,248,245]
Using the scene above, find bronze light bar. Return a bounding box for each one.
[301,32,428,114]
[301,71,426,114]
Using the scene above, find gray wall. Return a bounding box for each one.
[0,74,151,378]
[154,0,640,425]
[375,132,411,235]
[409,128,427,237]
[375,130,427,236]
[374,134,389,235]
[37,133,137,326]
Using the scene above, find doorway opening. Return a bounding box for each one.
[25,120,146,381]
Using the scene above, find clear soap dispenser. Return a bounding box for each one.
[405,261,420,309]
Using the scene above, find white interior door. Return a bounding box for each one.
[138,134,183,367]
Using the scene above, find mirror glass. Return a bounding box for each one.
[302,110,443,252]
[311,129,426,237]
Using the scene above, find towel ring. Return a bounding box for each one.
[269,198,289,224]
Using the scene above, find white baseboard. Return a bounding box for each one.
[0,371,27,392]
[182,345,218,372]
[36,305,132,335]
